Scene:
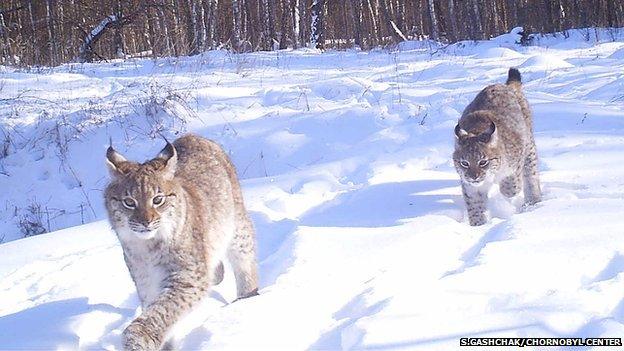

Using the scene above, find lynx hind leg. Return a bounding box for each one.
[500,173,522,198]
[212,261,224,286]
[161,339,177,351]
[523,141,542,205]
[228,212,259,299]
[462,183,488,226]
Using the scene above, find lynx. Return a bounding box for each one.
[105,134,259,350]
[453,68,541,226]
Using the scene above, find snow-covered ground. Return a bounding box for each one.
[1,28,624,350]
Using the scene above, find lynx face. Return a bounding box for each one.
[105,143,180,240]
[453,119,501,186]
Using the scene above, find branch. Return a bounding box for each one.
[0,5,25,16]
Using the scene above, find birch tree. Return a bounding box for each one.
[0,0,623,66]
[310,0,325,49]
[447,0,458,41]
[426,0,438,40]
[231,0,242,50]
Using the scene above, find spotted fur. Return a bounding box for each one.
[453,68,541,226]
[105,134,258,350]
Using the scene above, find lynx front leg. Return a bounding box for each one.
[228,214,259,299]
[212,261,224,285]
[462,183,488,226]
[523,142,542,205]
[500,173,521,198]
[123,271,210,351]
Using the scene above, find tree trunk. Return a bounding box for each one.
[447,0,458,42]
[349,0,363,48]
[0,13,11,65]
[298,0,306,46]
[426,0,438,40]
[206,0,219,49]
[232,0,242,50]
[170,0,182,56]
[541,0,554,33]
[156,6,172,55]
[395,0,406,37]
[197,1,207,51]
[27,0,39,64]
[310,0,325,49]
[291,0,300,48]
[470,0,483,39]
[267,0,276,49]
[113,0,125,58]
[365,0,379,45]
[185,0,199,54]
[45,0,58,65]
[279,0,289,49]
[146,7,157,58]
[77,15,121,62]
[380,0,406,43]
[260,0,271,50]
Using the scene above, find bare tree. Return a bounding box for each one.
[231,0,242,50]
[310,0,325,49]
[447,0,458,41]
[426,0,438,40]
[0,0,622,66]
[379,0,406,43]
[470,0,483,39]
[349,0,363,48]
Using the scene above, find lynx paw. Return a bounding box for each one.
[524,195,541,206]
[122,319,161,351]
[233,288,259,303]
[468,214,487,226]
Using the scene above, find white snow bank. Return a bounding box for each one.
[609,47,624,59]
[519,54,575,70]
[476,47,524,59]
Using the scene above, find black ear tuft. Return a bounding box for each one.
[106,145,116,161]
[106,143,129,176]
[507,68,522,85]
[154,141,178,180]
[157,142,176,161]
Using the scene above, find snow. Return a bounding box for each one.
[2,28,624,349]
[609,47,624,59]
[519,54,575,70]
[477,47,525,59]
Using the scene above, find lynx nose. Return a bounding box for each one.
[133,209,161,231]
[467,169,480,180]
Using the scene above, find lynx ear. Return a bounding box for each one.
[477,121,496,143]
[155,141,177,180]
[106,145,129,177]
[454,124,468,139]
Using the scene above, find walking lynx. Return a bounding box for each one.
[105,134,258,350]
[453,68,541,226]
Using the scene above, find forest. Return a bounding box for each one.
[0,0,622,66]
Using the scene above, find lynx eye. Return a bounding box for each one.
[460,160,470,168]
[478,159,489,168]
[122,197,137,209]
[152,195,165,207]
